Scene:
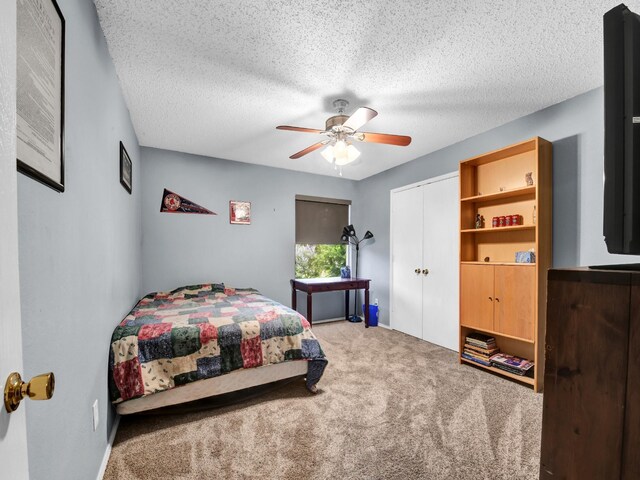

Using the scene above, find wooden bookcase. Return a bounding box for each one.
[458,137,552,392]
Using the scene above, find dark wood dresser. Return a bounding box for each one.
[540,268,640,479]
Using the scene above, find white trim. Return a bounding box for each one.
[312,317,347,325]
[389,171,458,333]
[377,323,391,330]
[97,415,120,480]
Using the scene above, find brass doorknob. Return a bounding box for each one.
[4,372,55,413]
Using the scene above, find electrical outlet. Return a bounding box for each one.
[92,399,99,431]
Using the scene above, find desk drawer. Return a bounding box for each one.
[316,282,362,291]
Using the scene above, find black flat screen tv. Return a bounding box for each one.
[603,4,640,256]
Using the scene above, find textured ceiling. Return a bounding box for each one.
[94,0,640,180]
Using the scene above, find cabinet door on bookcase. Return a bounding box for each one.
[494,265,535,341]
[460,264,494,331]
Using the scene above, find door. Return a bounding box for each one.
[460,264,495,332]
[422,175,459,351]
[0,1,30,476]
[494,266,535,340]
[391,185,423,338]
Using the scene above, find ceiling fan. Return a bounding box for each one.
[276,99,411,172]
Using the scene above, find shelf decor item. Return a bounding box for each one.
[515,251,536,263]
[458,137,552,391]
[525,172,534,186]
[341,225,374,322]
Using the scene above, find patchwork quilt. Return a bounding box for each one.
[109,284,327,404]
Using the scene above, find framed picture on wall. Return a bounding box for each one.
[16,0,66,192]
[229,200,251,224]
[119,141,132,194]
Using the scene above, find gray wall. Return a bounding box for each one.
[141,147,355,321]
[17,0,141,479]
[353,87,640,327]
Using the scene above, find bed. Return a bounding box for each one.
[109,283,327,414]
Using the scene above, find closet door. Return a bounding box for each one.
[391,185,423,338]
[422,176,460,351]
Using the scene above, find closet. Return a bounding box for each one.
[390,173,459,351]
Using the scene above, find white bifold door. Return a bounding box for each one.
[390,173,459,351]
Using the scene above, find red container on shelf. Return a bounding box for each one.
[499,216,506,227]
[511,214,521,225]
[505,215,513,226]
[492,216,499,228]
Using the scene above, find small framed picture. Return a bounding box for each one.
[229,200,251,225]
[119,141,132,194]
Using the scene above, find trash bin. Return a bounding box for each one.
[363,304,379,326]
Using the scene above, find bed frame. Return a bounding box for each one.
[116,360,309,415]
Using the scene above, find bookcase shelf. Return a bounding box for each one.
[460,358,535,386]
[460,225,535,234]
[458,137,552,392]
[459,324,536,344]
[460,261,535,267]
[460,185,536,204]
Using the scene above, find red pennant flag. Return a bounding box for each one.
[160,189,216,215]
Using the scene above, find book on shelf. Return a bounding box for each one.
[464,343,500,356]
[465,332,497,349]
[489,353,534,375]
[462,350,493,363]
[461,352,491,367]
[492,363,534,377]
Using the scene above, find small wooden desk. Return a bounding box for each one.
[290,277,371,327]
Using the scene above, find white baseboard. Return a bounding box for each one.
[312,317,347,324]
[313,316,390,329]
[97,414,120,480]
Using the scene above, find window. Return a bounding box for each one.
[295,195,351,279]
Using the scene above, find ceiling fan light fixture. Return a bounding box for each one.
[334,139,347,156]
[321,140,359,166]
[335,144,360,166]
[321,146,334,163]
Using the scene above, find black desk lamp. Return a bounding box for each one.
[341,225,374,322]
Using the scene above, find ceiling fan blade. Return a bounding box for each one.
[342,107,378,131]
[276,125,325,134]
[290,140,329,159]
[356,132,412,146]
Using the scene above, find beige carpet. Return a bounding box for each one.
[104,322,542,480]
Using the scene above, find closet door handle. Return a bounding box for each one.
[495,297,500,302]
[422,269,429,275]
[488,297,493,301]
[414,268,421,274]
